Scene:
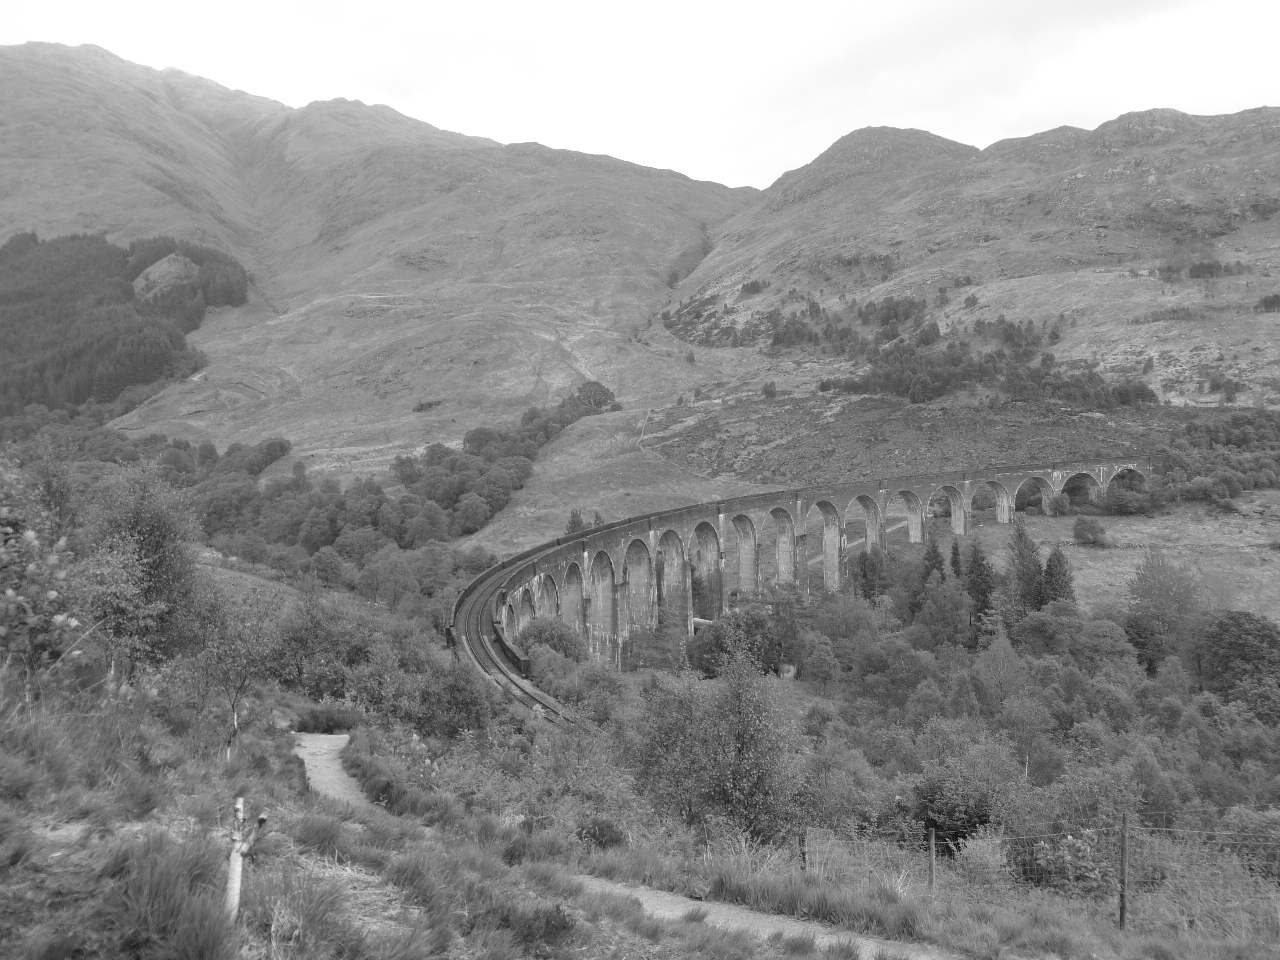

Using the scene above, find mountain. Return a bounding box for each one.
[669,108,1280,408]
[0,42,755,474]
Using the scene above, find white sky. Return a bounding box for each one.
[5,0,1278,188]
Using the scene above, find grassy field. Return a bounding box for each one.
[923,492,1280,621]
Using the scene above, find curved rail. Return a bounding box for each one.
[451,545,573,720]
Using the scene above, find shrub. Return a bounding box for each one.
[295,703,364,733]
[1073,516,1107,547]
[501,901,576,948]
[521,617,587,662]
[577,816,626,849]
[762,381,777,399]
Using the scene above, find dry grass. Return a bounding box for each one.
[951,492,1280,621]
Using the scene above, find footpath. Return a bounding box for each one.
[293,732,950,960]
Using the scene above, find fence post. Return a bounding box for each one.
[1119,813,1129,930]
[225,797,267,923]
[928,827,936,894]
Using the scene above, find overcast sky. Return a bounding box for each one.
[6,0,1278,188]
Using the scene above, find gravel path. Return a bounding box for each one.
[292,731,951,959]
[576,876,952,960]
[293,732,376,811]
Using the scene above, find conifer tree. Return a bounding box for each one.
[965,540,995,618]
[1008,518,1044,617]
[950,539,964,580]
[1042,544,1075,605]
[922,536,946,582]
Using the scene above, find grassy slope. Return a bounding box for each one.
[0,689,857,960]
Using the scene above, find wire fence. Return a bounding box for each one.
[804,814,1280,939]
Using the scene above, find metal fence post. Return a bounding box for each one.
[928,827,936,894]
[1119,813,1129,930]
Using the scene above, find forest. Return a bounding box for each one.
[0,231,248,417]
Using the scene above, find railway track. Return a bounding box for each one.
[450,550,571,721]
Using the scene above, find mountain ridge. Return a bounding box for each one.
[2,42,1277,511]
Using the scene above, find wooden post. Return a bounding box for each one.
[225,797,267,923]
[1119,813,1129,930]
[928,827,936,894]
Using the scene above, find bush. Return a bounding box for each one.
[762,381,777,399]
[295,703,364,733]
[521,617,587,662]
[1073,516,1108,547]
[577,816,626,849]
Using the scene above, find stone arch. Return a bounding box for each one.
[971,480,1013,523]
[690,521,723,620]
[1106,466,1147,495]
[534,574,559,618]
[561,563,585,637]
[501,601,516,639]
[655,530,688,629]
[588,551,615,659]
[1061,472,1103,508]
[887,490,926,543]
[804,500,843,593]
[769,507,796,586]
[1014,476,1055,515]
[928,484,968,536]
[845,494,882,552]
[623,539,654,640]
[516,587,536,635]
[729,514,758,599]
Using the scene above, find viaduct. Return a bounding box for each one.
[451,455,1154,686]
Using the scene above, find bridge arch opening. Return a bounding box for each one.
[623,539,654,644]
[886,490,925,544]
[803,501,843,593]
[534,574,559,619]
[561,563,585,637]
[1014,476,1055,516]
[765,507,796,587]
[1061,472,1103,510]
[971,480,1013,524]
[726,514,758,602]
[516,587,536,635]
[928,485,967,537]
[588,551,615,661]
[844,495,882,553]
[690,521,723,620]
[1106,467,1148,514]
[655,530,688,630]
[501,601,516,639]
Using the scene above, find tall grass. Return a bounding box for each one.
[99,830,235,960]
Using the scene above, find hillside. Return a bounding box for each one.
[667,111,1280,408]
[0,42,756,476]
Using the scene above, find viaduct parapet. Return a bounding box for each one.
[453,455,1154,675]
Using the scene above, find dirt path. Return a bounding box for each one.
[576,876,951,960]
[292,732,950,958]
[293,732,376,812]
